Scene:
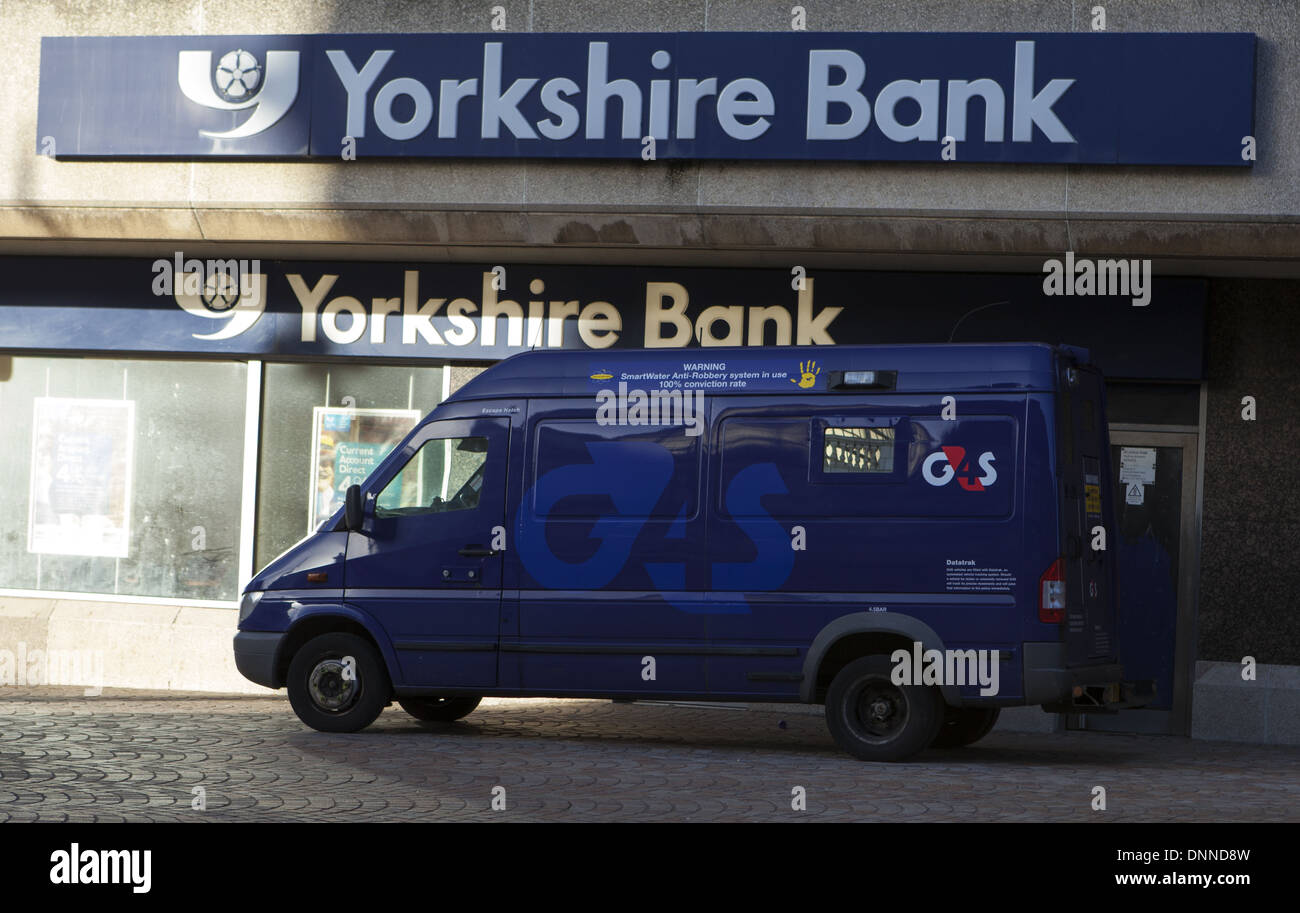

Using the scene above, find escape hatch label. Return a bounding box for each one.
[945,558,1016,592]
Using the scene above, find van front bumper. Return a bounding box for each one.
[1023,641,1129,706]
[233,632,284,689]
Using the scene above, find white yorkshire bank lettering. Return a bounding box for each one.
[1042,252,1153,307]
[288,272,843,350]
[49,844,152,893]
[595,383,705,437]
[325,39,1074,146]
[891,642,1001,696]
[808,41,1073,144]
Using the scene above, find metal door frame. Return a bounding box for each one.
[1074,425,1202,736]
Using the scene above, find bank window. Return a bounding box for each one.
[376,436,488,517]
[823,426,896,474]
[256,363,447,571]
[0,356,246,602]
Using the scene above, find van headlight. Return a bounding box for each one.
[238,590,264,624]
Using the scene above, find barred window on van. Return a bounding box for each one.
[823,426,895,473]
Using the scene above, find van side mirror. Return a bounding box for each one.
[344,484,365,532]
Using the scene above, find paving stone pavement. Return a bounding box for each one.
[1,687,1297,822]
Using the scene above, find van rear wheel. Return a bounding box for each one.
[399,696,482,722]
[825,655,944,762]
[931,707,1001,748]
[286,633,390,733]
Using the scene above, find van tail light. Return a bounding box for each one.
[1039,558,1066,623]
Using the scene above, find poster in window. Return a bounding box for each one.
[309,407,420,533]
[28,397,136,558]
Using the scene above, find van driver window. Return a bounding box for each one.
[823,426,895,473]
[375,436,488,517]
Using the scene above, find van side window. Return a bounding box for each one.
[823,426,896,473]
[375,436,488,517]
[720,414,1011,519]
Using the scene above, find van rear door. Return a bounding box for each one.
[1058,359,1119,667]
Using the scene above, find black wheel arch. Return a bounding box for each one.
[273,615,390,694]
[801,612,961,707]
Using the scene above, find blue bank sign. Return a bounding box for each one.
[37,32,1255,164]
[0,257,1207,379]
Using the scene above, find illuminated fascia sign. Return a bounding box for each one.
[0,258,1209,380]
[37,32,1255,164]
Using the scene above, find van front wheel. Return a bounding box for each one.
[825,655,944,762]
[399,696,482,722]
[287,633,390,733]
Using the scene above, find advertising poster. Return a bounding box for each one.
[28,397,136,558]
[309,407,420,532]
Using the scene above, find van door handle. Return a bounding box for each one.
[458,545,498,558]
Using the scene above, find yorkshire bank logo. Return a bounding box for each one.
[177,48,299,138]
[174,273,267,339]
[157,256,267,340]
[35,33,1256,164]
[923,446,998,491]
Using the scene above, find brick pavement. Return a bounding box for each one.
[1,687,1297,822]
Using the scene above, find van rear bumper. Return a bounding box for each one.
[233,631,284,689]
[1022,642,1124,705]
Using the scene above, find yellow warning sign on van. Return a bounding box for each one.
[1085,484,1102,515]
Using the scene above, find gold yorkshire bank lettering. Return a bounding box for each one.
[287,271,843,350]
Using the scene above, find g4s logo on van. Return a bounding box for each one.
[177,47,300,139]
[517,441,670,591]
[922,445,998,491]
[517,441,794,610]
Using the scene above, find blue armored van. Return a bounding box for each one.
[234,343,1151,761]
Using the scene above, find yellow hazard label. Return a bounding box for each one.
[1085,484,1102,515]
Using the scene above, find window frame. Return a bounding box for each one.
[528,417,703,522]
[373,433,490,519]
